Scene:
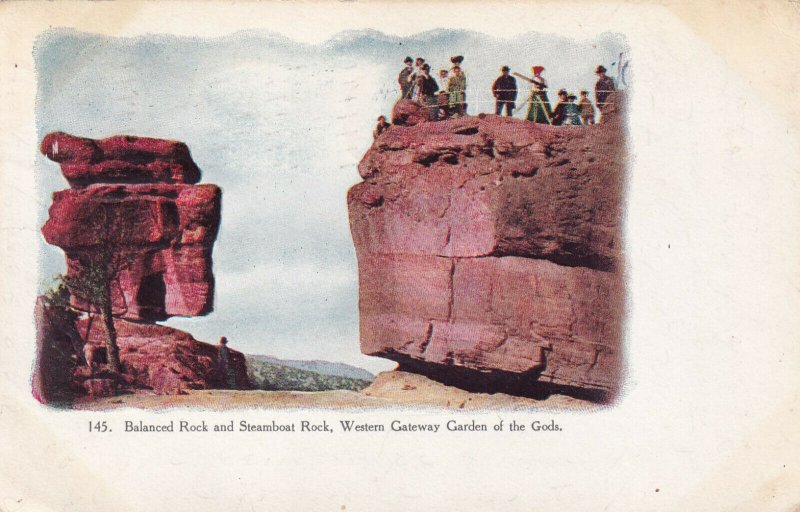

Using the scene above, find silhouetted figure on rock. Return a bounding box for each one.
[218,336,237,389]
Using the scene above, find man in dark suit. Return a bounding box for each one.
[594,65,616,116]
[492,66,517,116]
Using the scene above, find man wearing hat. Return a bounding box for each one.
[492,66,517,117]
[594,65,616,116]
[398,57,415,99]
[416,63,440,120]
[550,89,569,125]
[564,93,583,125]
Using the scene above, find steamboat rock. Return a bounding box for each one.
[348,113,625,397]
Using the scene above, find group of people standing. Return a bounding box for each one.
[509,64,616,125]
[398,55,468,120]
[377,56,618,136]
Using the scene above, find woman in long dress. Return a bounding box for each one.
[518,65,552,124]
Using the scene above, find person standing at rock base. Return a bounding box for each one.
[217,336,237,389]
[492,66,517,117]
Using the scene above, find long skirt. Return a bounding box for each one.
[526,92,552,124]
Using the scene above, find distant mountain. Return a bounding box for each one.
[245,356,372,392]
[247,354,375,381]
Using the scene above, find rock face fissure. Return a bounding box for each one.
[349,103,626,399]
[34,132,250,402]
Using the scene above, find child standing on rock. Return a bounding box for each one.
[578,90,595,125]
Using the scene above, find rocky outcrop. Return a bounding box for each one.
[391,99,432,127]
[32,297,82,404]
[35,132,245,403]
[348,113,625,399]
[33,296,250,400]
[41,133,220,321]
[75,318,250,395]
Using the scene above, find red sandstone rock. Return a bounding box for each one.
[41,132,201,187]
[390,99,432,127]
[82,378,117,397]
[32,297,82,404]
[349,115,625,396]
[37,132,236,400]
[76,318,251,395]
[351,115,622,270]
[42,183,220,321]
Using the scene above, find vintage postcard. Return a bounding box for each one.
[1,1,798,511]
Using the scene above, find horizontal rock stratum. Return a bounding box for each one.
[41,132,220,321]
[349,112,625,398]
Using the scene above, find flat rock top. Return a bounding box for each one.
[40,131,201,186]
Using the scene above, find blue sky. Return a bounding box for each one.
[35,28,627,373]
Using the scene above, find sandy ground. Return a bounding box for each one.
[73,371,600,412]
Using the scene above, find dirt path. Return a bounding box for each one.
[73,371,600,411]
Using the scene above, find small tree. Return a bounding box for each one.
[60,248,130,374]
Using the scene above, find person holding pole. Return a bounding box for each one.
[513,65,552,124]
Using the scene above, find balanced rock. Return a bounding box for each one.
[348,114,625,398]
[41,132,220,321]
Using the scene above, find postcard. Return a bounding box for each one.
[1,1,798,511]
